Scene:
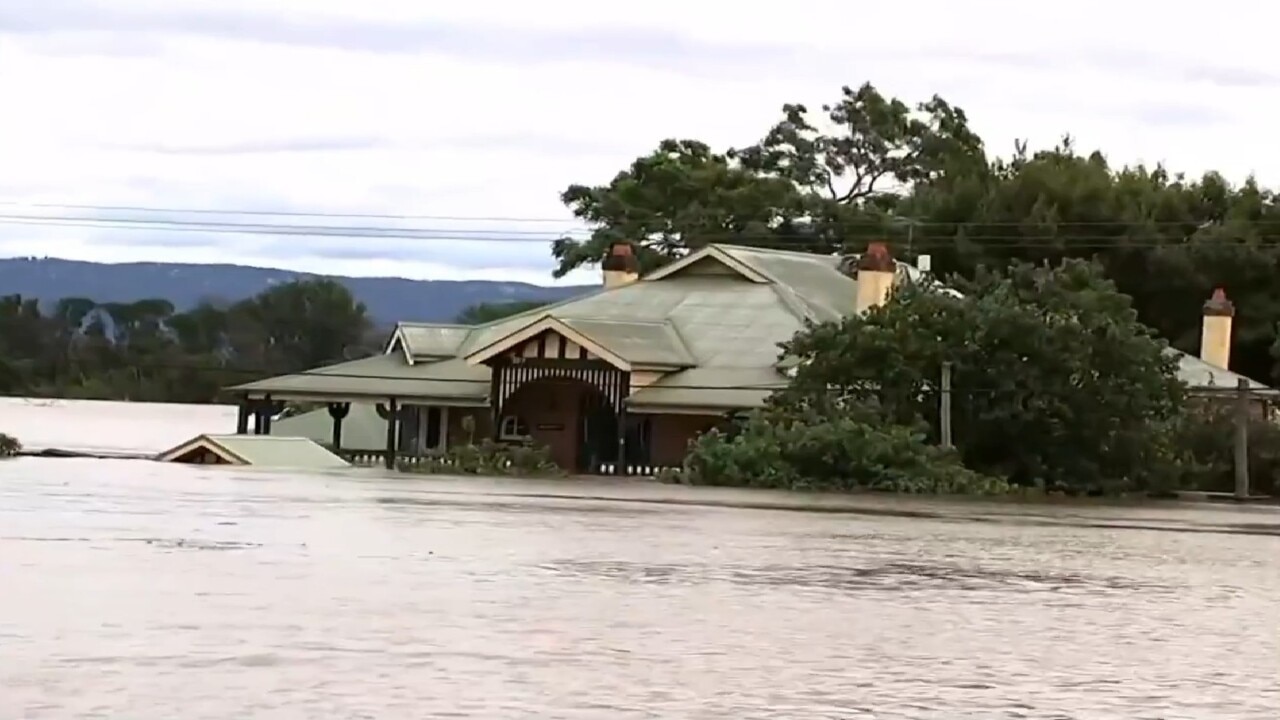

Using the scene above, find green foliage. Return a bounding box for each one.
[682,404,1007,495]
[553,83,985,278]
[552,139,816,277]
[0,279,376,403]
[401,439,564,477]
[899,137,1280,383]
[454,300,547,325]
[0,432,20,457]
[1172,403,1280,496]
[556,81,1280,383]
[778,259,1187,494]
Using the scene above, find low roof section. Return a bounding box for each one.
[227,354,490,405]
[625,367,789,414]
[155,434,351,468]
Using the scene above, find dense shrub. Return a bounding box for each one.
[1173,403,1280,496]
[774,260,1187,495]
[0,433,20,458]
[681,405,1009,495]
[401,439,564,478]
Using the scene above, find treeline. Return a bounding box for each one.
[0,281,548,404]
[0,279,377,403]
[552,82,1280,383]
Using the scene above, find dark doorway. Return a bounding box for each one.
[624,415,653,470]
[577,388,619,473]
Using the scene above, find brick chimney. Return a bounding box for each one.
[1200,288,1234,369]
[602,242,640,289]
[854,242,896,314]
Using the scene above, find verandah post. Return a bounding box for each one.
[383,398,399,470]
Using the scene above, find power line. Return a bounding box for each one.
[0,216,585,241]
[4,200,1280,228]
[0,201,580,224]
[5,214,1280,249]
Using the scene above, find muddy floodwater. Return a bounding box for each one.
[2,456,1278,720]
[3,398,1280,718]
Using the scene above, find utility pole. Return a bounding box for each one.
[940,362,953,449]
[1234,378,1250,500]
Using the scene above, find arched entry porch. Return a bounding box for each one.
[497,377,614,472]
[489,358,642,474]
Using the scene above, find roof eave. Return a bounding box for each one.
[229,388,490,405]
[625,402,744,415]
[642,245,773,283]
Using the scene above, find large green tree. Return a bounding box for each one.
[551,139,809,277]
[553,81,1280,384]
[897,139,1280,381]
[553,83,986,278]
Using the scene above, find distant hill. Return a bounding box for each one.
[0,257,592,325]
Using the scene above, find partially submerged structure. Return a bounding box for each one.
[227,242,1273,474]
[155,434,350,469]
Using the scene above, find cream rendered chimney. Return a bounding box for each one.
[1200,288,1234,369]
[602,242,640,289]
[854,242,896,314]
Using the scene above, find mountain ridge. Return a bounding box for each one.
[0,257,592,325]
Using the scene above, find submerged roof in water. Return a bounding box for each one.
[155,434,351,469]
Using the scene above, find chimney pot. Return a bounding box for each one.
[856,242,895,273]
[1200,288,1234,369]
[1203,287,1234,317]
[601,241,640,287]
[854,241,897,314]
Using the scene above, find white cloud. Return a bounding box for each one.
[0,0,1277,287]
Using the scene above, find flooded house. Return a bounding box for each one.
[226,243,1271,473]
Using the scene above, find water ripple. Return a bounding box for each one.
[537,559,1177,595]
[2,458,1278,719]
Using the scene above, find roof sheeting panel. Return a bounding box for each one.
[229,354,490,403]
[1169,350,1272,392]
[560,319,695,367]
[396,324,473,359]
[627,367,788,410]
[156,434,351,468]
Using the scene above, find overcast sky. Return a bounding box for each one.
[1,0,1276,286]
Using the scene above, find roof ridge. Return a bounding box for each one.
[712,243,840,261]
[396,321,472,329]
[643,245,772,284]
[661,319,697,364]
[766,282,820,324]
[562,317,667,327]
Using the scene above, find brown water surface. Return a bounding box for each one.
[3,456,1278,719]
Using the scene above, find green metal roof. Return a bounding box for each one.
[228,354,489,403]
[156,434,351,468]
[627,367,788,411]
[226,243,1269,407]
[560,318,695,368]
[392,323,472,359]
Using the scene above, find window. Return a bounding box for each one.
[498,414,530,441]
